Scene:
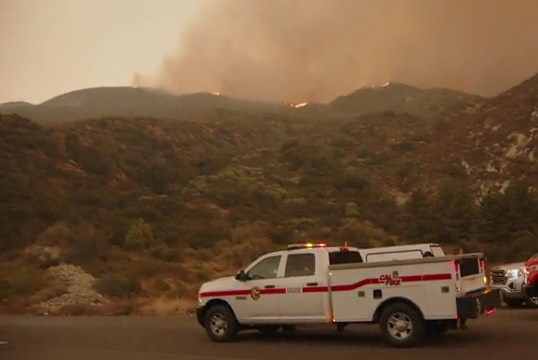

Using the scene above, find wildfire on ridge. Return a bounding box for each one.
[283,101,309,108]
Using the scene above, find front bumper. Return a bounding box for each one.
[524,285,538,299]
[490,285,526,299]
[457,288,501,319]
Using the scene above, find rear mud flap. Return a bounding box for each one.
[457,288,501,319]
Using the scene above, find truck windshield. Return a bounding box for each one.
[329,251,362,265]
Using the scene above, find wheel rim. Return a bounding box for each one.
[530,297,538,306]
[209,312,228,336]
[387,312,413,340]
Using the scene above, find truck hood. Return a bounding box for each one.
[199,276,237,294]
[491,262,526,271]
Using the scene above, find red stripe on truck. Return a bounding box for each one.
[200,289,252,297]
[261,288,287,295]
[199,272,452,298]
[421,273,452,281]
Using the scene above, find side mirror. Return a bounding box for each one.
[235,270,249,281]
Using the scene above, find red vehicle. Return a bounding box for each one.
[524,252,538,305]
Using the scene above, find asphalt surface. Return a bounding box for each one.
[1,306,537,360]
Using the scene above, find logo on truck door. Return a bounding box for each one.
[250,286,261,300]
[379,274,401,286]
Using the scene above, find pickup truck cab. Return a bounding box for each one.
[197,243,500,347]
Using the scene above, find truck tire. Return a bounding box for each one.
[380,303,425,347]
[204,305,239,342]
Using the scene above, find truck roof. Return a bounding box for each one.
[285,242,441,253]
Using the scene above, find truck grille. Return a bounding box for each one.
[490,269,507,285]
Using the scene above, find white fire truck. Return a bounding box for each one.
[196,243,500,347]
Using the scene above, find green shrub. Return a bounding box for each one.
[95,273,141,298]
[0,266,45,299]
[148,246,181,262]
[124,219,154,250]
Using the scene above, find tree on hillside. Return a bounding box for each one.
[432,184,476,245]
[477,181,538,246]
[124,219,154,250]
[402,189,437,241]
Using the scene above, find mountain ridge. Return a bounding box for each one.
[329,82,483,119]
[1,82,484,124]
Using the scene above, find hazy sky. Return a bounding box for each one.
[2,0,538,104]
[0,0,203,103]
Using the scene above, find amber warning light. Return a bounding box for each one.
[287,242,327,250]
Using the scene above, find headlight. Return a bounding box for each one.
[507,269,523,279]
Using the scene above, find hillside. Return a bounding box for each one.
[0,101,34,111]
[330,82,483,119]
[419,73,538,195]
[1,75,537,315]
[0,87,290,124]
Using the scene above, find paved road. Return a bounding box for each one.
[1,307,537,360]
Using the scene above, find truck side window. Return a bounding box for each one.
[247,255,281,280]
[366,250,422,262]
[285,253,315,277]
[329,251,362,265]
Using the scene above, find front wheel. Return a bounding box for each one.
[379,303,425,347]
[526,296,538,308]
[204,305,239,342]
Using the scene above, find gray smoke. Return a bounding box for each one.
[135,0,538,103]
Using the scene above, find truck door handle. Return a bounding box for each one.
[306,282,318,286]
[264,285,275,289]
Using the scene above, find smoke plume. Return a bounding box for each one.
[135,0,538,103]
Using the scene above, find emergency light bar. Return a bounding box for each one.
[287,242,327,250]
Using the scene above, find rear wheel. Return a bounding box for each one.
[380,303,425,348]
[204,305,239,342]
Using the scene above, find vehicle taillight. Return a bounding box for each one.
[479,258,485,272]
[451,261,460,281]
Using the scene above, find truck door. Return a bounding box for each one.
[276,251,326,322]
[456,254,487,294]
[238,254,283,322]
